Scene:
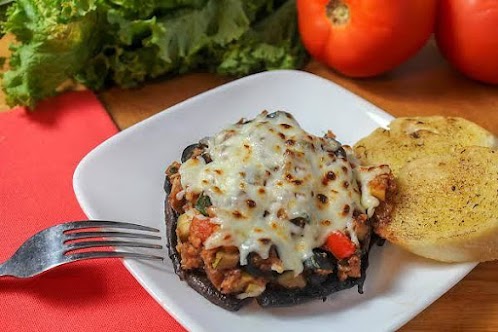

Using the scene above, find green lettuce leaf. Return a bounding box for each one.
[1,0,306,109]
[2,0,102,107]
[217,0,307,76]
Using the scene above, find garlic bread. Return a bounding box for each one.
[353,116,497,175]
[375,146,498,262]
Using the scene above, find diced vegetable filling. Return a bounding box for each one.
[166,111,395,298]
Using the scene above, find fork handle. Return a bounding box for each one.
[0,262,11,277]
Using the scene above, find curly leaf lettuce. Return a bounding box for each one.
[217,0,307,76]
[2,0,102,107]
[1,0,306,108]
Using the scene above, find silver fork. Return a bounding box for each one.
[0,220,164,278]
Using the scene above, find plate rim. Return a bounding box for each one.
[73,69,477,332]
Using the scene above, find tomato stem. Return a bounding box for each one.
[326,0,349,26]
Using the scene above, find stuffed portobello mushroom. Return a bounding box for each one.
[164,111,396,311]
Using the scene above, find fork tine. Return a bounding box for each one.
[65,240,163,252]
[67,251,164,261]
[64,221,160,233]
[64,231,161,241]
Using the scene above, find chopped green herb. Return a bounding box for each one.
[195,193,212,216]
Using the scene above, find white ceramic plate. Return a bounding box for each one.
[73,70,476,332]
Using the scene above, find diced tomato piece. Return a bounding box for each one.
[189,217,217,244]
[325,231,356,260]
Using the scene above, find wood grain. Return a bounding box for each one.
[101,39,498,331]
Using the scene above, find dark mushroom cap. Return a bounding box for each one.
[164,140,375,311]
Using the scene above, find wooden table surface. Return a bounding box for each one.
[2,36,497,330]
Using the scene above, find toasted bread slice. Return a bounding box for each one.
[375,146,498,262]
[353,116,497,175]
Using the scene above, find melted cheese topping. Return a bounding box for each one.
[355,164,392,218]
[179,111,388,275]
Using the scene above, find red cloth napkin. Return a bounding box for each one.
[0,91,186,332]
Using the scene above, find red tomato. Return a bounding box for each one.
[190,217,217,244]
[435,0,498,84]
[325,231,356,260]
[297,0,437,77]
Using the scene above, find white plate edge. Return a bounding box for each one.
[72,69,478,332]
